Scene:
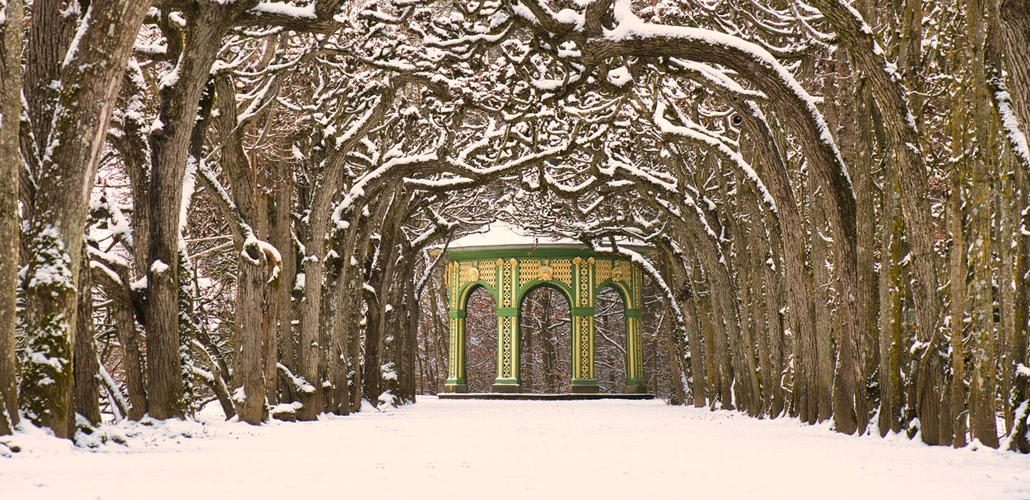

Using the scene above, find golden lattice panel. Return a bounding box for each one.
[478,260,496,287]
[579,317,591,378]
[519,260,539,286]
[501,317,513,378]
[551,259,572,286]
[501,259,513,307]
[594,259,613,287]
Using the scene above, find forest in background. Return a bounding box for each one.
[0,0,1029,453]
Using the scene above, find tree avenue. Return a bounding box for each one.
[0,0,1027,454]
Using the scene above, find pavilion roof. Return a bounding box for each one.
[442,223,651,255]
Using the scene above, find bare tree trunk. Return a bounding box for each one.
[89,258,147,420]
[73,244,101,428]
[363,250,386,404]
[22,0,76,161]
[655,258,688,404]
[967,0,1001,449]
[428,278,448,393]
[210,74,278,425]
[997,1,1030,134]
[235,262,269,424]
[949,187,969,447]
[740,106,823,423]
[20,0,151,438]
[400,271,419,402]
[270,168,297,395]
[989,0,1030,453]
[0,0,24,436]
[146,15,221,422]
[376,218,417,403]
[114,61,153,279]
[852,80,878,416]
[997,158,1016,436]
[1008,149,1030,452]
[879,173,905,436]
[809,185,836,424]
[760,212,787,417]
[657,247,695,405]
[296,231,324,419]
[681,270,706,407]
[747,203,783,416]
[714,167,760,416]
[693,263,721,409]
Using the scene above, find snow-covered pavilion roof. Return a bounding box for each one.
[447,223,580,251]
[442,223,650,253]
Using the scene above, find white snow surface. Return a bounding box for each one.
[2,399,1028,499]
[448,222,582,249]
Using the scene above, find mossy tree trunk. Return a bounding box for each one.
[0,0,24,436]
[19,0,151,438]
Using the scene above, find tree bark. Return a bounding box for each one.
[1007,148,1030,452]
[212,73,279,425]
[711,164,760,415]
[990,0,1030,453]
[0,0,24,436]
[73,244,101,429]
[22,0,77,161]
[146,1,258,421]
[966,0,1001,449]
[809,184,837,425]
[270,164,297,397]
[739,104,824,424]
[808,0,943,386]
[997,1,1030,134]
[20,0,151,438]
[879,175,905,436]
[89,259,148,420]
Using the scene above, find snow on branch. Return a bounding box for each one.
[195,160,282,282]
[587,0,852,196]
[991,77,1030,174]
[196,160,255,246]
[277,363,317,397]
[241,234,284,284]
[669,59,768,101]
[235,1,341,34]
[654,101,778,215]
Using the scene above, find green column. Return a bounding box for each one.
[492,258,521,392]
[570,256,598,393]
[444,309,468,393]
[624,309,647,393]
[492,311,521,392]
[570,311,598,393]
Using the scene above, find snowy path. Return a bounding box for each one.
[2,398,1029,499]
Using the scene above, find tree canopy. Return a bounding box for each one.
[0,0,1028,453]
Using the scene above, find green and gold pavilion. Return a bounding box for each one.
[441,225,649,395]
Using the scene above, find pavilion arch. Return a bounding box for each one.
[461,284,498,392]
[592,281,646,391]
[517,282,574,393]
[441,226,649,395]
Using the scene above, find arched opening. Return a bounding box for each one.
[518,285,572,393]
[464,286,497,393]
[594,286,627,393]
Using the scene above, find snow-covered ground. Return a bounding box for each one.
[2,398,1028,499]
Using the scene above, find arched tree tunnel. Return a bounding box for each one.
[4,0,1028,455]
